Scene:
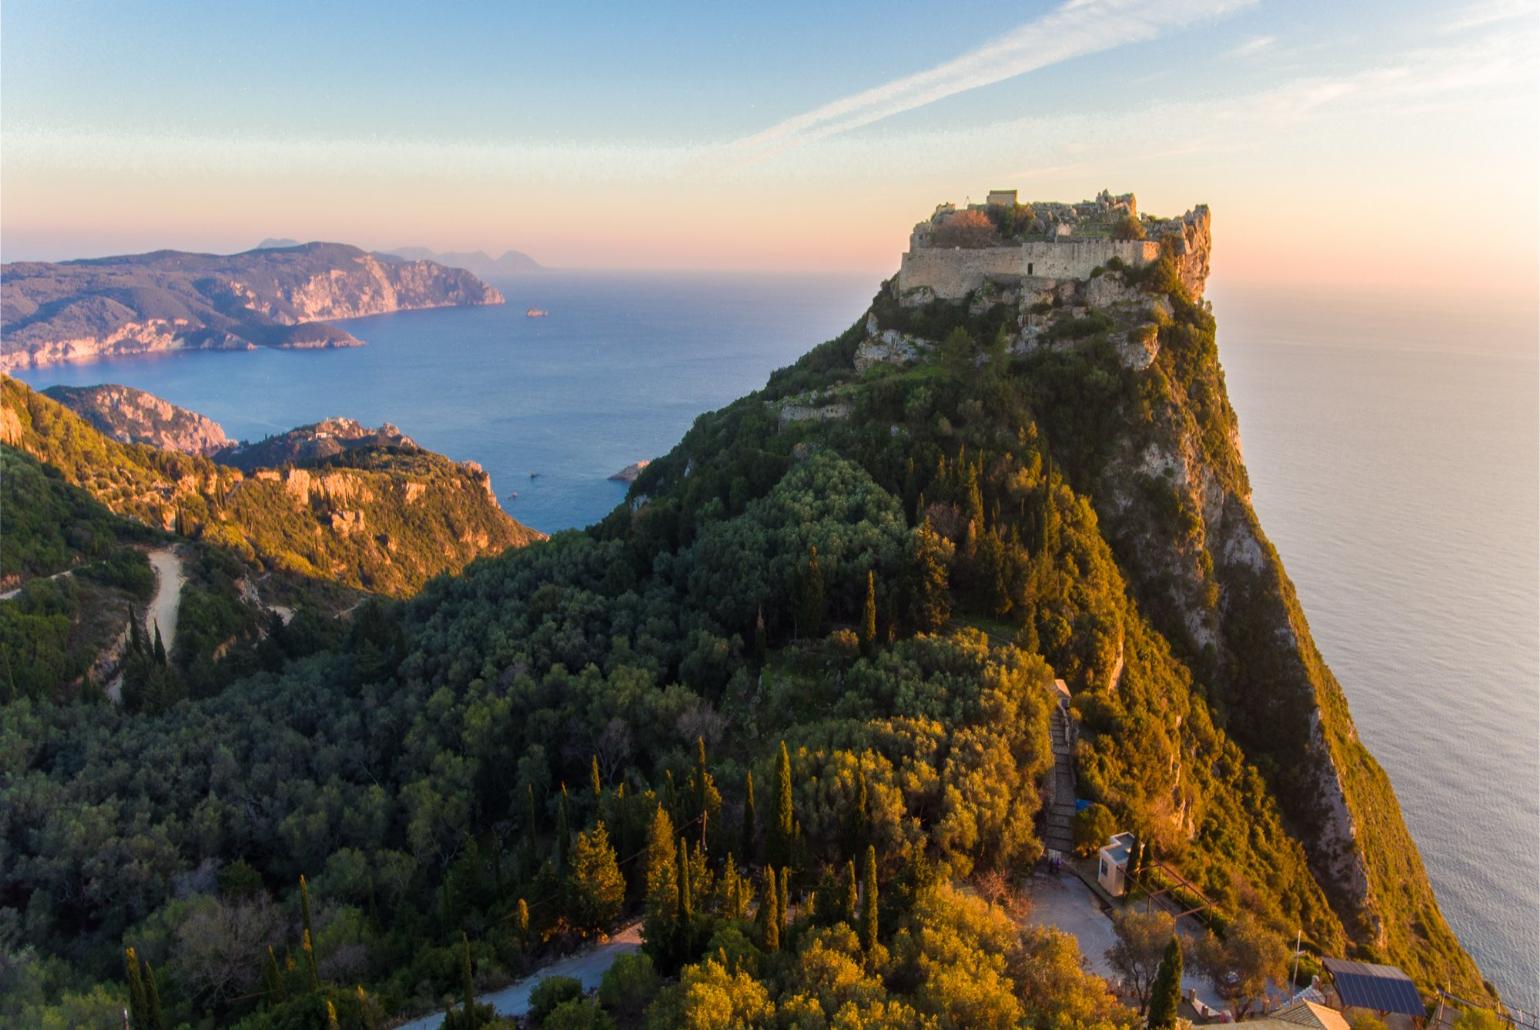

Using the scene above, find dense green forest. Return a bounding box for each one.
[0,254,1488,1027]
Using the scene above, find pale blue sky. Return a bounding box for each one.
[3,0,1536,298]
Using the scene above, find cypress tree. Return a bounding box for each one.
[692,736,709,847]
[796,546,825,638]
[524,783,539,874]
[860,570,877,654]
[860,845,879,954]
[124,947,148,1028]
[302,929,320,992]
[152,622,167,665]
[644,806,677,920]
[128,607,145,657]
[1147,936,1183,1028]
[846,763,869,855]
[515,898,530,948]
[722,854,741,919]
[753,605,768,663]
[326,999,340,1030]
[299,874,315,947]
[675,836,693,926]
[143,958,165,1030]
[760,867,779,952]
[777,867,789,936]
[264,944,286,1004]
[772,741,794,868]
[740,771,757,864]
[590,755,603,803]
[965,459,985,532]
[461,933,477,1027]
[555,783,571,870]
[844,859,859,925]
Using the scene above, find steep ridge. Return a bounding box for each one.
[42,383,233,455]
[609,190,1485,994]
[2,377,541,596]
[40,383,428,472]
[1,242,504,372]
[215,417,421,472]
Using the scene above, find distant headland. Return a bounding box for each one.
[0,242,505,373]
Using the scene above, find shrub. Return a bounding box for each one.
[1073,803,1118,856]
[931,209,998,248]
[542,998,614,1030]
[598,952,659,1017]
[529,976,584,1024]
[1111,213,1146,241]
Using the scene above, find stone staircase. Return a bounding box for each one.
[1043,701,1078,856]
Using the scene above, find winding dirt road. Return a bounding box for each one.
[145,547,185,654]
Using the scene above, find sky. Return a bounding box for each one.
[2,0,1537,305]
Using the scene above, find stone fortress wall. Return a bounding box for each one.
[897,188,1211,300]
[898,239,1161,299]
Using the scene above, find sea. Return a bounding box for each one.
[13,270,1538,1009]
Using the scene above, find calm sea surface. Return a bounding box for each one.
[15,271,1538,1008]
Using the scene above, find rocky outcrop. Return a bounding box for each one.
[1,243,504,372]
[775,397,853,425]
[216,417,419,472]
[855,314,933,372]
[1148,205,1212,300]
[42,384,232,455]
[609,460,651,482]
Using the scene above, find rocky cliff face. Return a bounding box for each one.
[0,243,504,372]
[856,204,1487,995]
[42,384,232,455]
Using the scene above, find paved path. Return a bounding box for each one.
[393,922,642,1029]
[1043,701,1078,855]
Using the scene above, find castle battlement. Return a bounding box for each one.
[897,189,1211,300]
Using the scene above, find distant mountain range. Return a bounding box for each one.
[384,246,543,278]
[0,242,504,373]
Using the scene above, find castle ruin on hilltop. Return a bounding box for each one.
[898,189,1212,300]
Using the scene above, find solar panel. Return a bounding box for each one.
[1322,958,1425,1017]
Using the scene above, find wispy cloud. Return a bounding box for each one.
[1226,34,1276,59]
[1440,0,1537,33]
[716,0,1253,164]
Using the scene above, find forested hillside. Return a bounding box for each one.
[2,378,541,596]
[0,248,1488,1027]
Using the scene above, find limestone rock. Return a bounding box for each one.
[609,460,652,482]
[43,384,232,456]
